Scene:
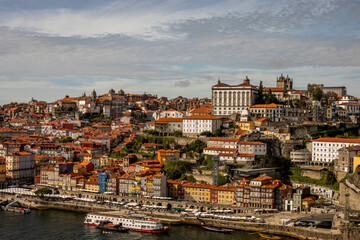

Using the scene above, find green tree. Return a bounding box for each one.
[183,140,206,154]
[200,131,213,137]
[313,87,323,101]
[186,175,197,183]
[214,129,223,137]
[59,137,73,143]
[35,187,52,197]
[173,130,183,138]
[163,161,193,180]
[323,170,336,185]
[265,89,279,104]
[218,174,228,185]
[317,196,326,205]
[144,129,159,136]
[256,81,265,104]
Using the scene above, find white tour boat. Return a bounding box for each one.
[84,213,170,233]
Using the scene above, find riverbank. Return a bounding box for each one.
[12,196,357,240]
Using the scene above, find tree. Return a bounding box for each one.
[35,187,52,197]
[206,158,213,170]
[200,131,213,137]
[256,81,265,104]
[323,170,336,185]
[313,87,323,101]
[214,129,223,137]
[173,130,183,138]
[186,175,197,183]
[324,91,338,105]
[317,196,326,205]
[218,174,228,185]
[163,161,193,180]
[183,140,206,154]
[144,129,159,136]
[264,89,279,104]
[59,137,73,143]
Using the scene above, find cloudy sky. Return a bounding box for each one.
[0,0,359,104]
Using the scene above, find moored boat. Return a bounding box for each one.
[96,221,129,232]
[201,226,233,233]
[258,232,282,239]
[84,213,169,233]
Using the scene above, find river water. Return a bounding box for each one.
[0,210,296,240]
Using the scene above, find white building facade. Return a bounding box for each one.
[312,138,360,164]
[211,77,258,117]
[238,141,267,156]
[182,115,221,137]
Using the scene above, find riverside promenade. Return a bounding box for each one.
[8,194,359,240]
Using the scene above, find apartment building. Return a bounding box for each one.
[182,115,221,137]
[249,103,283,122]
[312,138,360,164]
[6,151,35,185]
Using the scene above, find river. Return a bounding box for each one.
[0,210,296,240]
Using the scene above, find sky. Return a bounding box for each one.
[0,0,359,104]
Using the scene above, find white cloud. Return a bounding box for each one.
[0,0,359,104]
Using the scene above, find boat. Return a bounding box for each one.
[96,221,129,232]
[201,226,233,233]
[258,232,282,239]
[84,213,170,233]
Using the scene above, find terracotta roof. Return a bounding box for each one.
[155,118,183,123]
[8,119,28,123]
[251,103,282,108]
[313,137,360,143]
[184,114,219,120]
[190,107,211,114]
[208,138,238,142]
[213,82,230,87]
[204,147,237,151]
[263,87,284,92]
[238,141,265,145]
[255,118,268,122]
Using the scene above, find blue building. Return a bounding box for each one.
[98,172,109,193]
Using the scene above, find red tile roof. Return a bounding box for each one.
[313,137,360,143]
[155,118,183,123]
[208,138,238,142]
[251,103,282,108]
[184,114,219,120]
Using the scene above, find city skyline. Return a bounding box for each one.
[0,0,360,104]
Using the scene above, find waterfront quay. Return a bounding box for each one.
[1,189,359,240]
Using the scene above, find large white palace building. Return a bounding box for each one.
[211,76,258,117]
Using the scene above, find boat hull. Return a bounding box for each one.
[130,227,170,233]
[85,223,169,233]
[201,226,233,233]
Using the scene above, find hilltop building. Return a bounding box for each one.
[211,76,258,117]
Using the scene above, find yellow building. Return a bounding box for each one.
[85,179,99,192]
[264,129,291,140]
[215,186,236,205]
[0,158,6,185]
[353,153,360,173]
[237,121,255,132]
[167,179,188,199]
[157,149,180,165]
[183,183,211,203]
[326,107,332,120]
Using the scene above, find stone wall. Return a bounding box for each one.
[181,217,345,240]
[302,170,322,180]
[339,181,360,211]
